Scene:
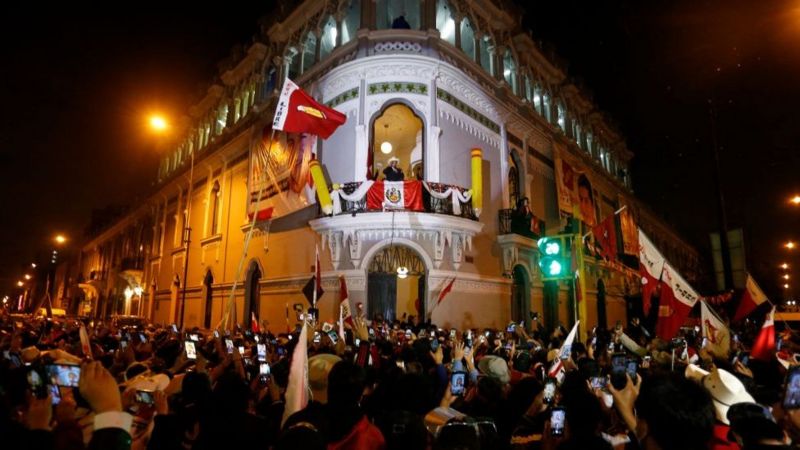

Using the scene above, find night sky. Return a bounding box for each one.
[2,1,799,300]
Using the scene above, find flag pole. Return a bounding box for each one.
[581,205,627,240]
[574,229,588,341]
[219,127,277,330]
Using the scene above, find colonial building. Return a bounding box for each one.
[56,0,703,333]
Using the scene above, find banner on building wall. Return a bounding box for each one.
[248,127,315,217]
[554,152,597,228]
[618,206,639,255]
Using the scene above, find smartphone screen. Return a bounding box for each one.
[135,390,155,405]
[450,329,457,339]
[185,341,197,360]
[213,330,220,339]
[45,364,81,387]
[190,334,199,342]
[259,362,271,376]
[550,407,566,436]
[238,346,245,355]
[785,367,800,409]
[590,376,607,390]
[544,380,556,404]
[27,369,47,398]
[171,324,178,333]
[49,384,62,405]
[327,330,339,344]
[120,340,128,350]
[225,339,234,354]
[313,332,321,344]
[257,343,267,362]
[139,333,147,344]
[451,371,467,395]
[626,360,638,383]
[430,338,440,352]
[610,353,627,389]
[507,323,516,333]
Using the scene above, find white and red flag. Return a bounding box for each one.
[638,228,666,315]
[281,320,309,426]
[548,321,580,382]
[733,274,769,323]
[251,312,260,333]
[273,78,346,139]
[751,307,776,361]
[656,262,699,340]
[592,213,618,261]
[79,325,92,360]
[700,300,730,357]
[366,181,425,211]
[436,278,456,308]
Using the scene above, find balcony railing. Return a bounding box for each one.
[498,208,544,240]
[332,181,477,220]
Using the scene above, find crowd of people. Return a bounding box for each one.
[1,308,799,450]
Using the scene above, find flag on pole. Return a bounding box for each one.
[733,274,769,322]
[751,307,776,361]
[251,312,260,333]
[700,301,730,358]
[435,278,456,308]
[548,321,580,382]
[592,214,618,261]
[79,325,92,360]
[282,321,309,426]
[339,276,353,328]
[656,262,700,340]
[638,228,666,315]
[272,78,346,139]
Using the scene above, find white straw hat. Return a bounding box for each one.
[700,368,755,425]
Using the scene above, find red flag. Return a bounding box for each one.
[656,263,699,340]
[592,214,618,261]
[751,307,776,361]
[339,276,354,327]
[247,206,274,222]
[436,278,456,307]
[733,274,769,322]
[251,312,260,333]
[638,228,665,315]
[548,321,579,381]
[272,78,346,139]
[365,180,425,211]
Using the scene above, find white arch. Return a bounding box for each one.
[359,237,433,272]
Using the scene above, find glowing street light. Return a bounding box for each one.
[785,274,791,280]
[54,234,67,245]
[24,274,31,280]
[16,281,24,287]
[782,263,790,270]
[787,241,796,250]
[149,115,168,132]
[785,283,791,289]
[791,195,800,205]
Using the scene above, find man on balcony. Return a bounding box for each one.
[383,157,405,181]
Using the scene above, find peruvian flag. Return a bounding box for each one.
[733,274,769,322]
[434,278,456,310]
[548,321,579,382]
[656,262,699,340]
[251,312,260,333]
[751,307,776,361]
[272,78,346,139]
[339,276,353,328]
[592,214,618,261]
[366,180,425,211]
[638,228,666,315]
[700,300,730,358]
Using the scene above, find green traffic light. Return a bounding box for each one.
[545,242,560,255]
[548,260,563,276]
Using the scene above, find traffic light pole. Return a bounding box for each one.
[574,232,588,342]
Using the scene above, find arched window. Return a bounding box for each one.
[203,123,211,147]
[244,262,261,330]
[503,49,518,94]
[203,270,213,329]
[574,121,583,147]
[342,0,360,44]
[376,0,420,30]
[436,0,455,45]
[479,35,493,74]
[542,91,552,122]
[320,15,337,60]
[233,98,242,123]
[302,31,317,73]
[215,104,228,135]
[508,163,520,208]
[533,82,543,114]
[460,17,475,59]
[556,101,566,130]
[585,132,594,156]
[286,46,300,80]
[371,103,424,182]
[209,180,221,236]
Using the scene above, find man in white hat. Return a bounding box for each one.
[383,156,404,181]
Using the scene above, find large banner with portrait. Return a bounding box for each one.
[248,126,315,218]
[554,151,597,227]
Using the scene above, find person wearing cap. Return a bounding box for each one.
[727,402,791,449]
[383,157,404,181]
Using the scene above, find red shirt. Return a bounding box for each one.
[328,416,386,450]
[710,423,740,450]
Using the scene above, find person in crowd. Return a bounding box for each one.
[383,156,404,181]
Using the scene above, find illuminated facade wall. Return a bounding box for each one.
[68,0,703,332]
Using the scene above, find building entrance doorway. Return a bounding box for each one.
[367,245,426,322]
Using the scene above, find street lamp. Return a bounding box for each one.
[782,263,790,270]
[791,195,800,205]
[149,115,168,132]
[787,241,796,250]
[785,274,791,280]
[16,281,24,287]
[24,274,31,280]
